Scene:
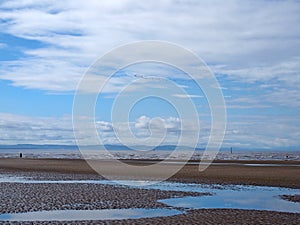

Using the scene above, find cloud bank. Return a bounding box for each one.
[0,0,299,92]
[0,0,299,149]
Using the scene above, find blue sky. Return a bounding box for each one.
[0,0,300,150]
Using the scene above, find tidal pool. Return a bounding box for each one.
[159,188,300,213]
[0,174,299,214]
[118,180,300,213]
[0,208,183,221]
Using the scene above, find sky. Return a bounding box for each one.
[0,0,299,150]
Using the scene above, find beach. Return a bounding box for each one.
[0,158,299,224]
[0,158,300,188]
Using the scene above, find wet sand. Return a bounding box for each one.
[281,195,300,203]
[0,158,299,188]
[0,158,299,224]
[2,210,300,225]
[0,181,204,214]
[91,209,300,225]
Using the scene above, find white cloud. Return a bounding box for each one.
[0,112,183,146]
[1,1,300,149]
[0,0,299,91]
[223,115,300,149]
[0,112,299,149]
[0,113,75,145]
[163,117,181,131]
[134,115,150,129]
[96,121,113,132]
[213,57,300,86]
[0,59,85,91]
[134,115,181,132]
[173,94,203,98]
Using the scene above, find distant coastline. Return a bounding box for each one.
[0,147,299,161]
[0,144,299,152]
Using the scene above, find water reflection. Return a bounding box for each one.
[0,174,299,214]
[159,188,300,213]
[0,208,183,221]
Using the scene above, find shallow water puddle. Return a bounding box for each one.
[0,208,182,221]
[159,188,300,213]
[0,175,299,214]
[124,181,300,213]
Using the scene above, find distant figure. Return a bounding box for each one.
[230,147,233,154]
[19,153,22,158]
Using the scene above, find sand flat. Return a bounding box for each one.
[0,158,299,188]
[0,158,299,224]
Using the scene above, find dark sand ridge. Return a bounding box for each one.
[280,194,300,203]
[0,158,300,188]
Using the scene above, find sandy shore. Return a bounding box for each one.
[0,171,299,225]
[0,158,299,224]
[0,158,299,188]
